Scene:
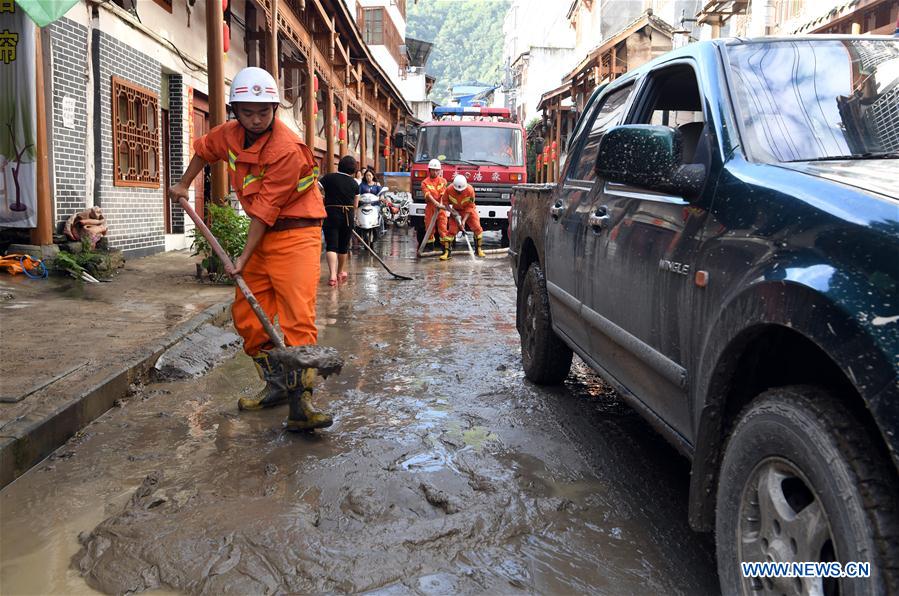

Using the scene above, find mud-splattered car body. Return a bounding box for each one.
[510,36,899,593]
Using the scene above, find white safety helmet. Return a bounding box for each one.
[452,174,468,192]
[229,67,280,105]
[428,158,442,171]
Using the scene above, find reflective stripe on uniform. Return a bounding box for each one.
[296,166,320,193]
[228,149,237,171]
[243,169,265,189]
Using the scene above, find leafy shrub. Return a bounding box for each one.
[190,203,249,283]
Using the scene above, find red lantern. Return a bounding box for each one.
[338,111,347,124]
[313,75,319,93]
[222,0,228,12]
[222,22,230,53]
[313,102,319,115]
[383,147,390,157]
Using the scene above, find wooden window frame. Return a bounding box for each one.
[363,8,384,45]
[112,76,161,188]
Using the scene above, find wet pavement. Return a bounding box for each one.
[0,228,719,595]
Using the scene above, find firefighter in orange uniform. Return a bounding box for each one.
[167,67,332,432]
[420,158,449,253]
[441,174,486,260]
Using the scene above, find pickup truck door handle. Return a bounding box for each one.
[550,201,565,221]
[588,206,610,231]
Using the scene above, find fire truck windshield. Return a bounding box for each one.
[415,126,524,166]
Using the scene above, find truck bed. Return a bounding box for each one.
[509,183,557,287]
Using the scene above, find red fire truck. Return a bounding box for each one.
[410,107,527,247]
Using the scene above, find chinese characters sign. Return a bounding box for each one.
[0,4,36,227]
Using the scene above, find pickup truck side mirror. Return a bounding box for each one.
[595,125,706,199]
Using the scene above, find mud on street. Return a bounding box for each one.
[0,229,718,595]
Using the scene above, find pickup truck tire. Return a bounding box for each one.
[517,263,573,385]
[716,386,899,596]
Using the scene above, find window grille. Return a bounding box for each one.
[112,76,161,188]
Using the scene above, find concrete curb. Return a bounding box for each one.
[0,300,233,489]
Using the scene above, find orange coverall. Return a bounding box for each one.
[193,119,326,356]
[420,176,448,244]
[442,185,482,241]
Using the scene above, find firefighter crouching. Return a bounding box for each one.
[167,67,332,432]
[441,174,486,260]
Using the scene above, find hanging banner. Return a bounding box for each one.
[0,5,37,228]
[13,0,79,28]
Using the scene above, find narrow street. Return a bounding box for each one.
[0,229,718,595]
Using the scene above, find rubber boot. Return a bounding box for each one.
[439,240,453,261]
[475,235,486,258]
[238,350,289,411]
[425,239,435,253]
[285,368,333,432]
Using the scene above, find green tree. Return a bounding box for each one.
[407,0,510,105]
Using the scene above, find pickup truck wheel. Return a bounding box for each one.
[716,386,899,596]
[517,263,573,385]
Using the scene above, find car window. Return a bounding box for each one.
[567,83,634,183]
[727,39,899,162]
[632,64,707,164]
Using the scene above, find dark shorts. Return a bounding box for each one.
[323,211,352,254]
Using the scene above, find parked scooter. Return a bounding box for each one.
[380,190,412,228]
[355,188,386,246]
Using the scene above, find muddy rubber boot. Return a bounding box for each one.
[439,240,453,261]
[238,350,289,411]
[475,235,486,258]
[285,368,333,432]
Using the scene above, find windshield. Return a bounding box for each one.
[727,39,899,162]
[415,125,524,166]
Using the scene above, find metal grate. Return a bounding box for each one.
[867,86,899,152]
[112,76,160,188]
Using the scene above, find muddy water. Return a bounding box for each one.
[0,229,718,595]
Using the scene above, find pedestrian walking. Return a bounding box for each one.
[320,155,360,287]
[167,66,332,431]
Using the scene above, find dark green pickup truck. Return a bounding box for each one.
[510,37,899,594]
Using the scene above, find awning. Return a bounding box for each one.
[405,37,434,68]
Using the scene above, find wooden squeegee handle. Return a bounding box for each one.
[178,197,285,349]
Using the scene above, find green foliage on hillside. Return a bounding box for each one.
[407,0,510,105]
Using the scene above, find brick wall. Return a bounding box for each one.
[168,74,187,233]
[48,18,89,229]
[95,31,165,257]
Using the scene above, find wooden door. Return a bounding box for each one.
[191,96,210,220]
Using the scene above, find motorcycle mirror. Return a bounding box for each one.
[379,187,389,195]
